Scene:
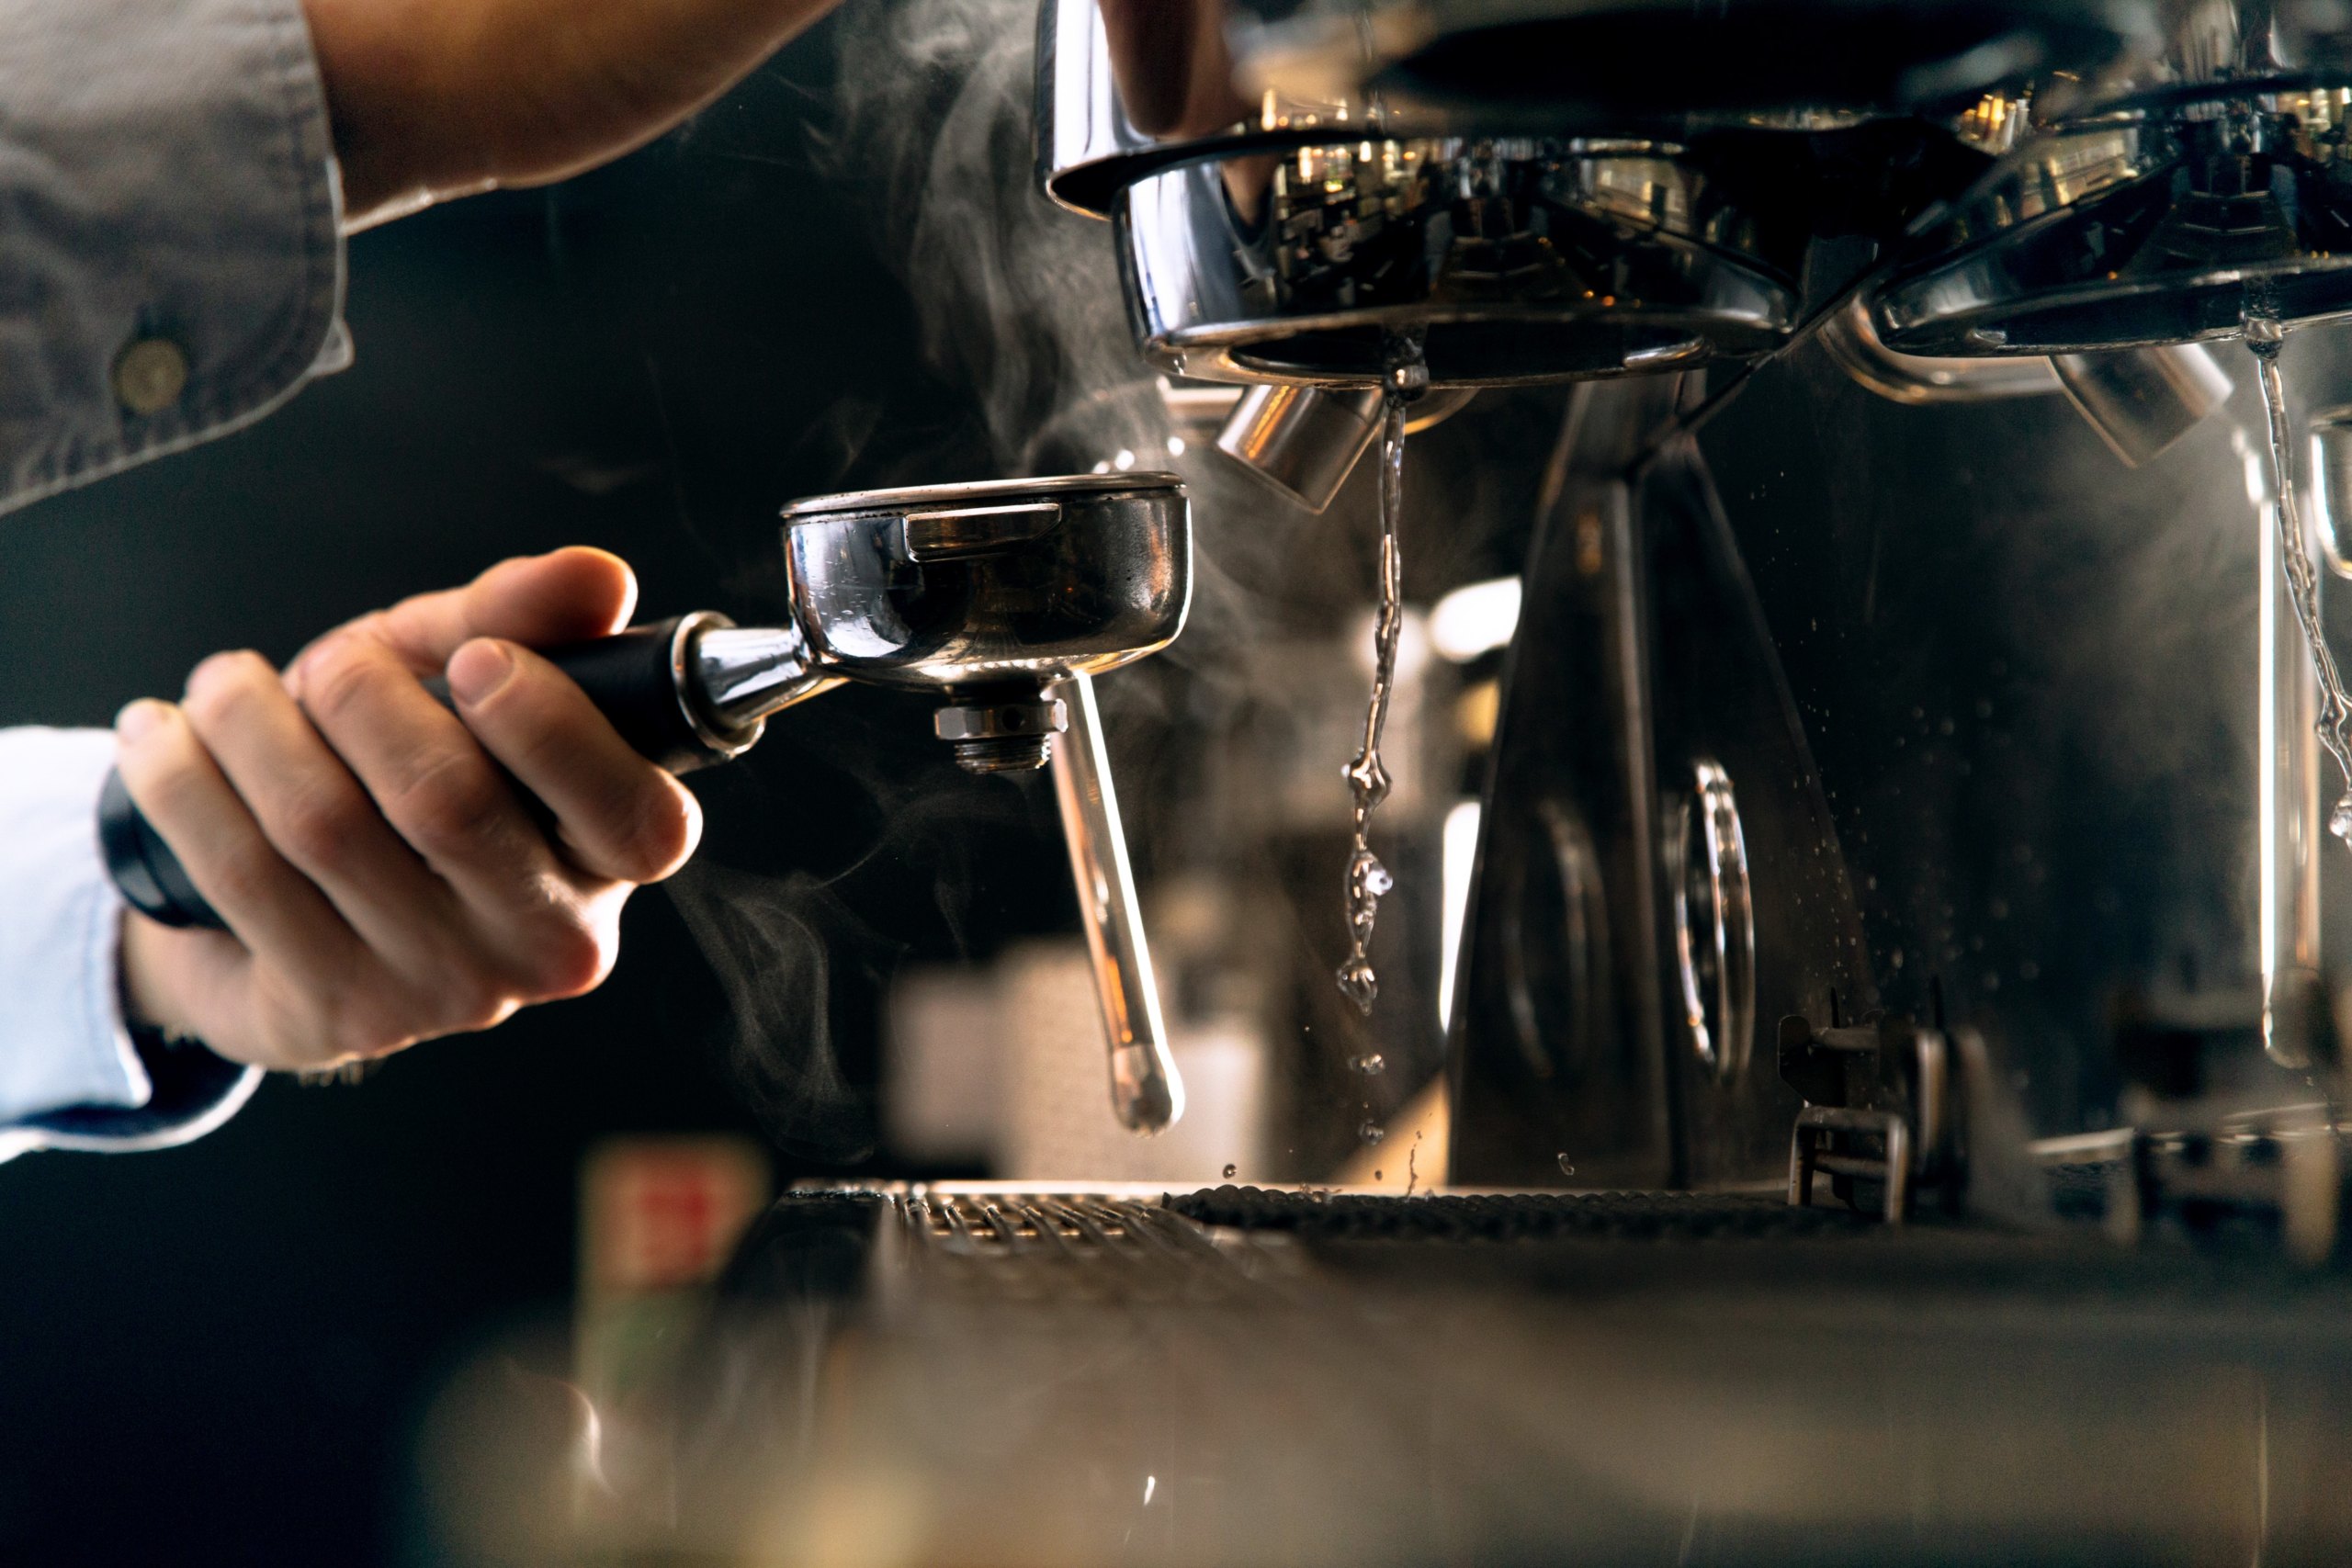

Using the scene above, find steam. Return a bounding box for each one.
[827,0,1154,471]
[667,0,1347,1161]
[824,0,1322,704]
[667,862,880,1162]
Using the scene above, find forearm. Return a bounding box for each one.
[306,0,849,228]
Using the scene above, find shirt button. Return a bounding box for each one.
[113,337,190,416]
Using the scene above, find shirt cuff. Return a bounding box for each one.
[0,728,259,1157]
[0,0,349,520]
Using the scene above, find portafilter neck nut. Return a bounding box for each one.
[933,684,1072,773]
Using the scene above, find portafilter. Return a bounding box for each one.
[98,473,1193,1134]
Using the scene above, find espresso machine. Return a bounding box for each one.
[1029,0,2352,1219]
[438,4,2352,1560]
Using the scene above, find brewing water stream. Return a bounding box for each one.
[1336,336,1428,1013]
[2248,323,2352,848]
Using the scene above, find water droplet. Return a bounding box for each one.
[1373,1170,1383,1181]
[1359,1119,1385,1145]
[1556,1154,1577,1176]
[1336,960,1378,1014]
[1222,1164,1237,1179]
[2332,794,2352,843]
[1348,1053,1385,1076]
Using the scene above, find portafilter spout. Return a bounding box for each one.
[100,473,1193,1133]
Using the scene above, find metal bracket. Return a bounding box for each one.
[1781,1010,1955,1224]
[1790,1104,1914,1222]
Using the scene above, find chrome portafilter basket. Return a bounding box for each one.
[101,473,1193,1134]
[776,473,1189,765]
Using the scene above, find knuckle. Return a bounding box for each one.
[329,1011,395,1064]
[300,637,389,730]
[429,972,501,1037]
[458,988,521,1037]
[197,845,278,920]
[387,751,511,860]
[272,781,373,873]
[523,912,611,1000]
[327,989,416,1063]
[422,961,521,1036]
[616,787,697,882]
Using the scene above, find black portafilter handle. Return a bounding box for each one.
[99,614,759,931]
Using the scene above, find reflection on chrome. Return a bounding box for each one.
[1120,137,1802,388]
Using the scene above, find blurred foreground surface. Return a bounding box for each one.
[425,1186,2352,1568]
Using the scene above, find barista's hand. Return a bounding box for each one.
[304,0,848,228]
[112,547,703,1072]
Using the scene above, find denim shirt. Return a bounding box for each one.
[0,0,350,1153]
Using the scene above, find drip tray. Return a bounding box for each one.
[618,1187,2352,1565]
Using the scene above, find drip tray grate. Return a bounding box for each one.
[1166,1185,1877,1243]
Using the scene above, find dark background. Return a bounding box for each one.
[0,18,1080,1563]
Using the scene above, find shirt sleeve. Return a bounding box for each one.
[0,0,349,521]
[0,728,259,1161]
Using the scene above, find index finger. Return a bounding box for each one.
[299,547,639,679]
